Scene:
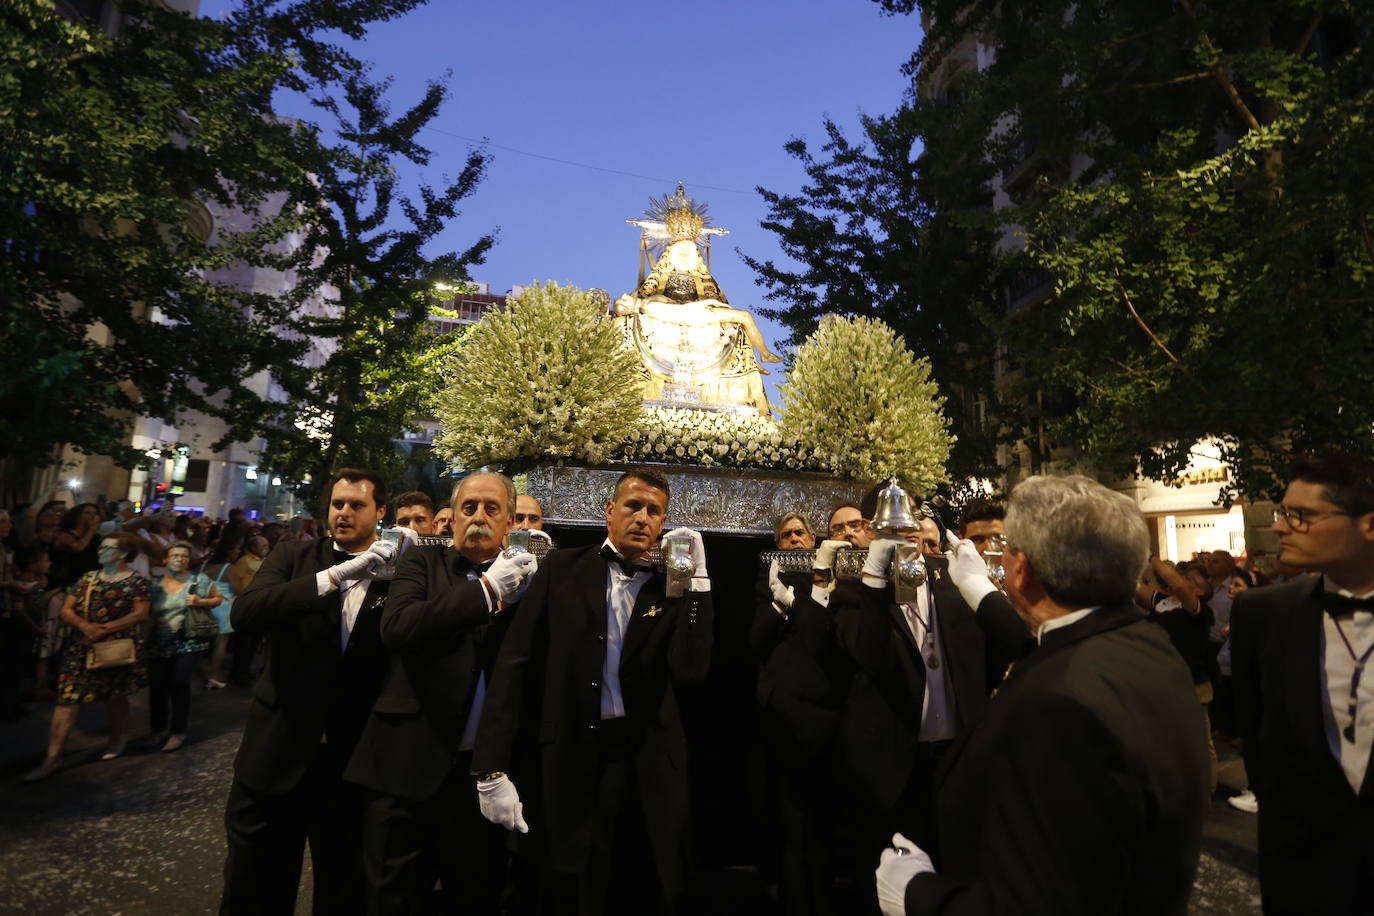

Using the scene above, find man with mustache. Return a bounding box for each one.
[1231,455,1374,915]
[472,467,713,915]
[345,471,537,913]
[221,468,401,914]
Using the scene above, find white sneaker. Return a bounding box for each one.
[1227,789,1258,813]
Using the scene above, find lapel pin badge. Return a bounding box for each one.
[644,605,662,618]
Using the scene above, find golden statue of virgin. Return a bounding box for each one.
[612,185,781,414]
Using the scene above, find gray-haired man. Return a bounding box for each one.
[876,475,1209,916]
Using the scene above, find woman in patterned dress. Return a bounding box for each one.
[25,533,149,782]
[145,540,221,751]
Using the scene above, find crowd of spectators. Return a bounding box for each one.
[0,490,325,778]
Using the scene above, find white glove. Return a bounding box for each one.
[326,552,378,588]
[369,532,411,580]
[862,538,902,587]
[768,559,794,611]
[476,774,528,833]
[664,527,708,578]
[813,539,848,572]
[526,529,553,546]
[946,529,998,608]
[482,551,538,605]
[875,832,934,916]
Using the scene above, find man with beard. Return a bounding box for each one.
[346,472,537,914]
[875,475,1209,916]
[472,468,713,915]
[221,469,402,914]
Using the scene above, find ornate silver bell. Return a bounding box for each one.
[869,477,920,536]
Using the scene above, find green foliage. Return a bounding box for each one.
[779,315,953,492]
[251,69,493,503]
[433,283,645,474]
[906,0,1374,498]
[0,0,434,480]
[745,115,1003,486]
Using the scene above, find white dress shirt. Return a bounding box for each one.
[315,544,375,653]
[899,580,957,743]
[1320,581,1374,793]
[1036,606,1099,644]
[601,539,653,719]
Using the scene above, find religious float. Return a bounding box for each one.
[433,184,953,537]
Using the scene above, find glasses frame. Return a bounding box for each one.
[1272,505,1351,533]
[828,518,870,536]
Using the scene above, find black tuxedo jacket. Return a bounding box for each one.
[344,545,514,802]
[905,604,1209,916]
[750,569,851,757]
[471,543,713,885]
[230,538,390,795]
[1231,575,1374,915]
[834,559,1022,809]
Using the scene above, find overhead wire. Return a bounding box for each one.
[419,124,757,196]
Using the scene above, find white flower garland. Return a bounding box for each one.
[611,406,832,472]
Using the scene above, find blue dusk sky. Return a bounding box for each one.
[202,0,923,404]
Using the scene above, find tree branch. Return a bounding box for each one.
[1113,266,1186,370]
[1177,0,1262,132]
[1294,14,1321,56]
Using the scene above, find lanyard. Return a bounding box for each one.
[1329,615,1374,745]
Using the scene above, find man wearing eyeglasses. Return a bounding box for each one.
[1231,455,1374,915]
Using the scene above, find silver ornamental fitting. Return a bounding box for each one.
[664,532,696,578]
[502,529,530,559]
[758,547,868,579]
[870,477,920,536]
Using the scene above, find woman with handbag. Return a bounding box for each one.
[145,540,221,752]
[25,533,150,782]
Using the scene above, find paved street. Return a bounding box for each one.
[0,687,1261,915]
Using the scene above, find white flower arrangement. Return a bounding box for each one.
[611,406,832,472]
[433,282,645,473]
[434,293,949,485]
[779,315,953,492]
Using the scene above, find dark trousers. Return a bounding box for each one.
[148,652,197,734]
[866,740,953,857]
[543,719,674,916]
[362,756,512,915]
[776,754,837,916]
[221,747,366,916]
[230,630,259,685]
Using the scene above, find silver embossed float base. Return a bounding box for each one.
[525,463,868,536]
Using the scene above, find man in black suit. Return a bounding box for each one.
[472,467,713,916]
[751,512,854,916]
[344,471,537,914]
[834,520,1018,857]
[221,468,402,915]
[1231,455,1374,915]
[875,474,1209,916]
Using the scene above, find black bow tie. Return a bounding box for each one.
[333,548,353,564]
[601,544,654,577]
[455,555,495,576]
[1325,593,1374,618]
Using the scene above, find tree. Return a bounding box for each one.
[757,0,1374,500]
[908,0,1374,498]
[744,114,1005,488]
[0,0,429,489]
[251,70,493,504]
